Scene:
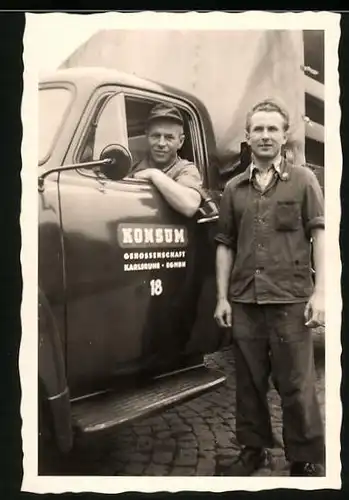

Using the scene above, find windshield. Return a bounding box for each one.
[39,86,72,164]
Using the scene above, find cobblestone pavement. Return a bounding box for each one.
[44,332,325,477]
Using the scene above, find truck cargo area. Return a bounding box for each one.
[71,366,226,434]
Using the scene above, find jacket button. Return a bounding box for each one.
[255,269,261,275]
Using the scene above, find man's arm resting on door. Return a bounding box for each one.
[134,168,201,217]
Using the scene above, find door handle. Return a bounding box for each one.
[196,197,219,224]
[197,214,219,224]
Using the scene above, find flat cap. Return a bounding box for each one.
[147,103,184,126]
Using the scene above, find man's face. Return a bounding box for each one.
[146,120,184,166]
[246,111,287,161]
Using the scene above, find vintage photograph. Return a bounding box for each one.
[21,11,341,493]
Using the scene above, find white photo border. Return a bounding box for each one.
[20,10,342,493]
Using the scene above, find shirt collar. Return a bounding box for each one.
[235,156,291,187]
[249,156,283,181]
[162,155,180,173]
[130,154,180,176]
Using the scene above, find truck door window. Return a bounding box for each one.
[78,92,128,165]
[124,97,195,168]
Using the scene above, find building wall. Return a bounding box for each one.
[303,30,324,188]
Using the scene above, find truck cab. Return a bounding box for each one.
[38,67,227,457]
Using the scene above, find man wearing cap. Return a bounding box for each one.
[128,103,203,217]
[214,99,325,476]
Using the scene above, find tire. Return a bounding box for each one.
[38,389,57,474]
[38,385,73,475]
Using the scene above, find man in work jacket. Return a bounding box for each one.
[214,98,325,476]
[128,103,204,217]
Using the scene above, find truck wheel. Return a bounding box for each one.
[38,390,58,474]
[38,388,83,475]
[38,386,74,475]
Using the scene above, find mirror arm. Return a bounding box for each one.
[38,158,113,191]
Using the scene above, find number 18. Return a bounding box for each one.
[150,279,163,296]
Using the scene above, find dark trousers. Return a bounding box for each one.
[232,302,325,464]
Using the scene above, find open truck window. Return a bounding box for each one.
[78,92,128,165]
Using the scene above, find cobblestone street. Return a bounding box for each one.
[43,333,325,477]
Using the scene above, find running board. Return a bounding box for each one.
[71,366,226,434]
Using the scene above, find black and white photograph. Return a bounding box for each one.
[20,11,341,493]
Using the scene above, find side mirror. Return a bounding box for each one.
[99,144,133,181]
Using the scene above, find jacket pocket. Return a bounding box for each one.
[292,264,314,297]
[275,201,302,231]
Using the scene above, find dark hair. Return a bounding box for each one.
[245,99,290,132]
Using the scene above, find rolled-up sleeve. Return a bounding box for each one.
[176,164,206,199]
[302,167,325,236]
[215,184,236,248]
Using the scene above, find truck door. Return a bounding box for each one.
[122,94,223,362]
[59,89,220,398]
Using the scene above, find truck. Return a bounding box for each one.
[38,66,229,463]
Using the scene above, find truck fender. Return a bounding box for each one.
[38,289,73,453]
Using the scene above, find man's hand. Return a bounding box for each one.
[133,168,160,182]
[214,298,232,328]
[304,290,325,328]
